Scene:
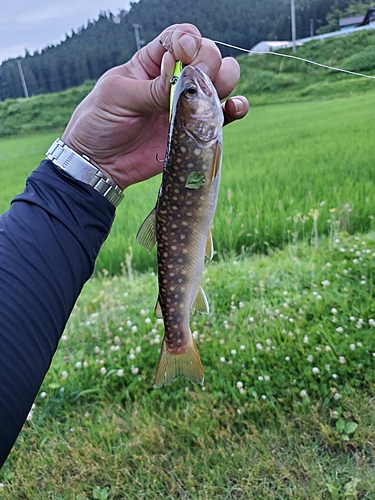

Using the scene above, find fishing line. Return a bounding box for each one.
[161,29,375,80]
[212,40,375,80]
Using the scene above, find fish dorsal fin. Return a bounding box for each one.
[135,208,157,253]
[205,229,214,260]
[191,284,210,314]
[210,140,222,184]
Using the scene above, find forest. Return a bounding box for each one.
[0,0,373,100]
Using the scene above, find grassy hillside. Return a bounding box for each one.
[1,29,375,139]
[236,29,375,105]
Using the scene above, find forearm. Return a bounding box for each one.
[0,160,115,466]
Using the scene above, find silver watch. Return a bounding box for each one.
[46,138,124,207]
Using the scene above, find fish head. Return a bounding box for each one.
[171,66,223,143]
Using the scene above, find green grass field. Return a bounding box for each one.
[1,48,375,496]
[2,92,375,273]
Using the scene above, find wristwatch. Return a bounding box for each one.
[46,138,124,207]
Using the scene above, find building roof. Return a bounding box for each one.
[339,16,364,28]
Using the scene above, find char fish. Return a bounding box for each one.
[136,65,223,387]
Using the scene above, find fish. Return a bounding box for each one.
[136,65,223,388]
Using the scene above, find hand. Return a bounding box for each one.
[62,23,249,190]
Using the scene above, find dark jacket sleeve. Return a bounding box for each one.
[0,160,115,467]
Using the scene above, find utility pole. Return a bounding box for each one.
[291,0,297,53]
[17,60,29,98]
[133,24,144,52]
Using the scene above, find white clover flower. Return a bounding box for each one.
[349,316,355,321]
[61,335,68,341]
[231,349,237,355]
[256,343,263,350]
[258,376,264,381]
[261,395,267,400]
[75,361,82,369]
[349,344,356,351]
[264,375,270,382]
[300,389,308,397]
[333,393,341,400]
[236,381,244,389]
[303,335,309,344]
[331,308,338,314]
[117,326,123,332]
[83,361,89,368]
[100,367,107,375]
[220,357,226,363]
[353,259,359,264]
[307,355,314,363]
[360,280,366,285]
[40,392,47,399]
[237,408,242,414]
[117,369,124,377]
[135,346,142,354]
[239,302,244,309]
[285,356,290,361]
[131,325,138,333]
[332,317,338,323]
[335,327,344,333]
[312,367,320,374]
[240,345,246,351]
[126,320,132,327]
[321,280,330,287]
[339,356,346,364]
[145,318,151,324]
[60,371,68,380]
[325,364,331,371]
[129,353,136,360]
[131,366,139,375]
[325,345,331,352]
[248,317,255,323]
[369,319,375,327]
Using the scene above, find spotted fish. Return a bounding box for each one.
[136,65,223,387]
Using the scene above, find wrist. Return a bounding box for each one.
[46,138,124,207]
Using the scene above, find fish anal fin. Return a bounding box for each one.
[154,338,204,388]
[191,284,210,314]
[210,140,222,184]
[135,208,157,253]
[205,228,214,260]
[154,298,163,319]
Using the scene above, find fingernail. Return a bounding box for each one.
[178,33,198,58]
[231,98,243,113]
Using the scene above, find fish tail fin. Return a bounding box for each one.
[153,337,204,388]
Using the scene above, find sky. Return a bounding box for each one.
[0,1,135,63]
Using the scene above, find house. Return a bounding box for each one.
[340,5,375,31]
[339,15,364,31]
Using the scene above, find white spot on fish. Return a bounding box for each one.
[194,148,201,156]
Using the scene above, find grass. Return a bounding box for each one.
[1,232,375,498]
[2,91,375,273]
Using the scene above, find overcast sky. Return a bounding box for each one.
[0,1,136,63]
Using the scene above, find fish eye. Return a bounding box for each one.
[184,84,197,97]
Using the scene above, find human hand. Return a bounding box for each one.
[62,23,249,190]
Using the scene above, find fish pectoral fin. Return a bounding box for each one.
[135,208,157,253]
[210,140,222,184]
[205,229,214,260]
[191,284,210,314]
[153,338,204,388]
[154,298,163,319]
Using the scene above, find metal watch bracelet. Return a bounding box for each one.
[46,138,124,207]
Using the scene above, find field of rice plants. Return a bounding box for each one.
[1,89,375,498]
[2,92,375,273]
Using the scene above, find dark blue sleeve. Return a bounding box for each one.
[0,160,115,467]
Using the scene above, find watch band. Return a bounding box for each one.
[46,138,124,207]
